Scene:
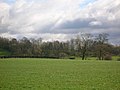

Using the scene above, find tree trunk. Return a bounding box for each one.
[82,48,86,60]
[82,54,85,60]
[99,49,102,60]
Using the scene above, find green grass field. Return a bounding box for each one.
[0,58,120,90]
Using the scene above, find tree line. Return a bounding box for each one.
[0,33,120,60]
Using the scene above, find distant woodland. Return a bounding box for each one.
[0,33,120,60]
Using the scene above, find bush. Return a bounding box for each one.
[104,54,112,60]
[117,58,120,61]
[59,53,68,59]
[69,56,75,59]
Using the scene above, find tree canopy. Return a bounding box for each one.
[0,33,120,59]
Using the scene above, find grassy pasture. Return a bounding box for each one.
[0,58,120,90]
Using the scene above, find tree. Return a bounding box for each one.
[69,39,76,56]
[75,33,93,60]
[30,38,42,56]
[9,38,19,55]
[95,33,109,60]
[19,37,32,56]
[0,37,10,51]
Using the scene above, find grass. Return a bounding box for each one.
[0,58,120,90]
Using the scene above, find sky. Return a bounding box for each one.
[0,0,120,44]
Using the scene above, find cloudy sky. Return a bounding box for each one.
[0,0,120,44]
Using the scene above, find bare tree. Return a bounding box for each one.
[95,33,109,60]
[76,33,93,60]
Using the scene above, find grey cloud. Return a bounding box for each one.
[55,17,120,31]
[56,18,94,29]
[31,17,120,36]
[35,23,55,34]
[0,27,9,33]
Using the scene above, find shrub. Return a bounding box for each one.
[104,54,112,60]
[69,56,75,59]
[59,53,68,59]
[117,58,120,61]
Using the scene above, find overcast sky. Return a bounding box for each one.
[0,0,120,44]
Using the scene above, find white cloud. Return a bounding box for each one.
[0,0,120,44]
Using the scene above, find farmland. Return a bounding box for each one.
[0,58,120,90]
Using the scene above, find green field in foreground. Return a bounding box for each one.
[0,58,120,90]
